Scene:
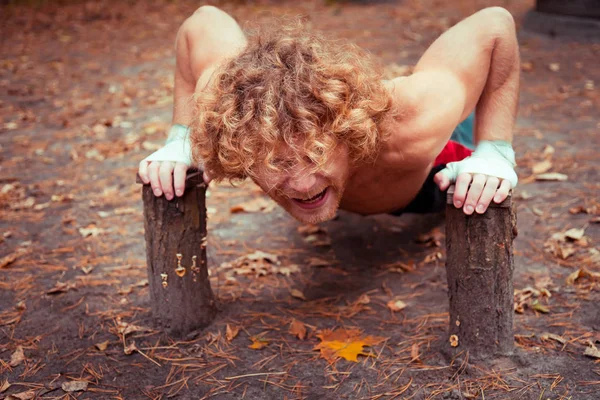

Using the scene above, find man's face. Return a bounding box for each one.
[252,145,351,224]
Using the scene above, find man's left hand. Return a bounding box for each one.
[434,172,511,215]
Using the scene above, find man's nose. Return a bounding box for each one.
[287,173,317,193]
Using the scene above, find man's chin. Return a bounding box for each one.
[291,208,337,224]
[282,199,339,224]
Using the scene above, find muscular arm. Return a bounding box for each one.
[173,6,247,125]
[392,7,520,214]
[413,7,520,144]
[140,6,246,199]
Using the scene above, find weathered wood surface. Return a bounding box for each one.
[137,170,216,337]
[445,186,516,358]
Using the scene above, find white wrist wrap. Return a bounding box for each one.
[144,124,193,166]
[439,140,518,188]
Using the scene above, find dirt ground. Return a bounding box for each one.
[1,0,599,399]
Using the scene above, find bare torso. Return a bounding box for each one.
[141,6,518,219]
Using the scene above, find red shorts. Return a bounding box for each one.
[389,140,473,215]
[434,140,473,166]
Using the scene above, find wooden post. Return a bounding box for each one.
[445,186,516,358]
[137,170,217,337]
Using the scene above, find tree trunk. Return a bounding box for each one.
[137,170,216,337]
[445,186,516,358]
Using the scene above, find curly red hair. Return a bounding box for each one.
[190,21,394,182]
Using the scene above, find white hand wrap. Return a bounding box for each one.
[438,140,518,188]
[143,124,193,166]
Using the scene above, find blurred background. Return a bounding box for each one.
[0,1,598,399]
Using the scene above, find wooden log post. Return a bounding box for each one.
[137,169,217,337]
[445,186,517,358]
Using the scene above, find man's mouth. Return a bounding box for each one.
[291,187,329,209]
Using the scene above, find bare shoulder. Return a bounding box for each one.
[178,6,247,83]
[383,72,467,164]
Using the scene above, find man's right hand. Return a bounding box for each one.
[138,124,212,200]
[138,160,187,200]
[138,160,212,200]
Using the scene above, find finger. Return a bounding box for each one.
[173,163,188,197]
[159,162,175,200]
[476,177,500,214]
[138,160,150,184]
[147,162,162,197]
[453,173,472,209]
[434,171,450,191]
[494,179,512,203]
[464,173,487,215]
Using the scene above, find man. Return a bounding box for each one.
[138,5,519,224]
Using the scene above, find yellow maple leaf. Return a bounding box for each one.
[314,328,386,363]
[248,336,269,350]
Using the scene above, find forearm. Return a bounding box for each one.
[474,17,520,144]
[172,69,196,126]
[171,23,200,127]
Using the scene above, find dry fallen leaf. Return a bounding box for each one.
[6,390,36,400]
[61,381,88,393]
[117,321,147,336]
[81,265,94,274]
[564,227,586,241]
[566,268,600,285]
[384,260,416,273]
[306,257,334,268]
[230,197,275,213]
[424,252,442,264]
[387,299,407,312]
[542,144,555,157]
[118,286,132,295]
[289,319,307,340]
[535,173,568,182]
[273,264,300,277]
[353,294,370,305]
[532,159,552,174]
[521,61,533,72]
[0,249,26,269]
[415,227,444,247]
[557,244,576,260]
[114,207,137,215]
[226,324,240,342]
[411,342,421,363]
[315,328,386,363]
[95,341,109,351]
[303,234,332,247]
[531,300,550,314]
[47,281,75,295]
[540,332,566,344]
[297,224,326,235]
[248,336,269,350]
[9,346,25,367]
[78,224,104,237]
[220,251,286,277]
[9,197,35,210]
[290,289,306,300]
[124,340,137,355]
[584,345,600,359]
[1,379,11,393]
